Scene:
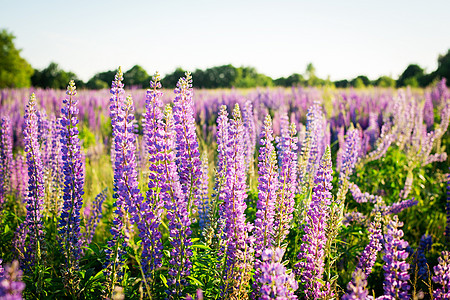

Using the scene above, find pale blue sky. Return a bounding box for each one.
[1,0,449,82]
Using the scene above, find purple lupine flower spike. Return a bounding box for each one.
[139,72,165,289]
[221,104,254,298]
[382,215,410,300]
[198,152,210,233]
[274,121,298,246]
[342,269,372,300]
[58,81,85,293]
[160,104,193,298]
[173,72,202,216]
[296,146,333,299]
[82,188,107,250]
[0,260,26,299]
[258,248,298,299]
[353,212,382,278]
[0,116,13,206]
[242,100,256,172]
[21,93,45,269]
[446,171,450,245]
[252,115,280,296]
[432,251,450,300]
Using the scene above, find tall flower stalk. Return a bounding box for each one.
[0,116,13,206]
[274,121,298,247]
[173,72,202,216]
[252,115,279,296]
[160,105,193,298]
[296,146,333,299]
[221,104,254,299]
[382,215,410,300]
[58,81,85,295]
[20,93,45,270]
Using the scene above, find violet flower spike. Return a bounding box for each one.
[221,104,254,298]
[432,251,450,300]
[0,116,13,206]
[295,146,333,299]
[173,72,202,216]
[58,80,85,274]
[274,122,298,246]
[0,260,26,299]
[382,215,410,300]
[139,72,165,289]
[259,248,298,300]
[21,93,45,269]
[252,115,280,296]
[160,104,193,298]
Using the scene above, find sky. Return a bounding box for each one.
[1,0,450,82]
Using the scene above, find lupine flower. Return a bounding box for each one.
[381,199,418,216]
[348,182,380,204]
[242,100,256,172]
[58,80,85,265]
[423,93,434,130]
[298,105,324,192]
[296,146,333,299]
[105,71,144,295]
[139,73,165,287]
[339,128,361,186]
[342,269,372,300]
[258,248,298,300]
[274,122,298,246]
[353,212,382,277]
[160,104,193,298]
[82,188,107,249]
[21,93,45,269]
[446,171,450,245]
[0,260,25,299]
[382,215,410,300]
[409,234,432,280]
[0,116,13,206]
[198,152,210,232]
[252,115,279,295]
[432,251,450,300]
[221,104,254,298]
[343,211,367,226]
[363,124,395,163]
[173,72,202,215]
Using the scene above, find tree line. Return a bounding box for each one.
[1,29,449,89]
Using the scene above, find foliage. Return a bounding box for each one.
[0,29,33,88]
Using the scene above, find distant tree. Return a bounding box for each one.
[86,69,116,89]
[123,65,150,88]
[0,29,34,88]
[350,75,370,88]
[161,67,187,88]
[334,79,350,88]
[436,49,450,85]
[193,65,238,88]
[397,64,424,87]
[274,73,305,87]
[374,76,396,88]
[233,66,272,88]
[305,62,319,86]
[32,62,79,89]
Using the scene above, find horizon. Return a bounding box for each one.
[1,0,449,82]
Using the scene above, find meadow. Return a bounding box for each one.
[0,69,449,300]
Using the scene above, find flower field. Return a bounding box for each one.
[0,69,449,299]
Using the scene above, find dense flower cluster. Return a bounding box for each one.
[342,269,371,300]
[0,260,25,299]
[354,213,382,277]
[0,116,13,206]
[173,72,202,215]
[58,81,85,273]
[296,146,333,299]
[258,248,298,299]
[20,93,46,268]
[432,251,450,300]
[82,188,107,249]
[348,182,380,204]
[382,215,410,300]
[252,115,280,294]
[274,121,298,246]
[221,104,254,297]
[339,128,361,185]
